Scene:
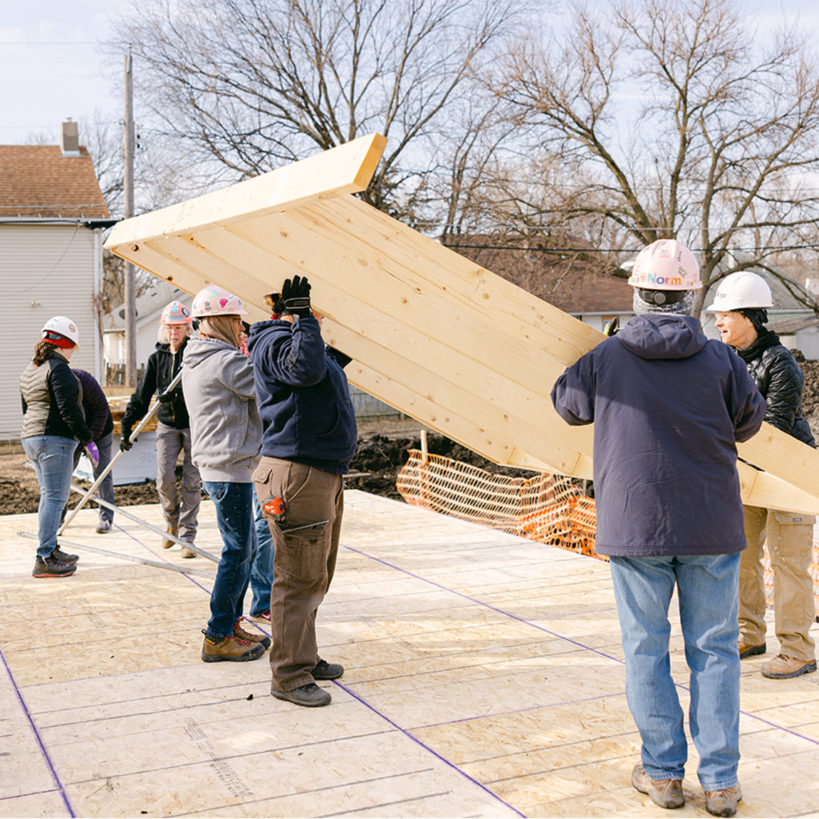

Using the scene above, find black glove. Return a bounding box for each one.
[157,389,175,403]
[276,275,312,318]
[119,421,133,451]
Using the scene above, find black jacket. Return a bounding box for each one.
[121,340,190,430]
[737,330,815,446]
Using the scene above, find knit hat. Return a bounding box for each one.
[632,288,696,316]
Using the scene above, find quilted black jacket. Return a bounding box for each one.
[736,330,815,446]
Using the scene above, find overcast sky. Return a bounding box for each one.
[2,0,819,147]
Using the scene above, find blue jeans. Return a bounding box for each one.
[22,435,78,558]
[609,553,741,790]
[249,493,274,617]
[203,481,256,640]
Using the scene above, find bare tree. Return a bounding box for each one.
[494,0,819,313]
[118,0,523,226]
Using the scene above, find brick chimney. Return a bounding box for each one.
[60,119,80,156]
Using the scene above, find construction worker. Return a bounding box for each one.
[119,301,200,557]
[20,316,93,578]
[183,285,269,663]
[708,272,817,679]
[248,275,356,707]
[551,240,765,817]
[71,368,115,533]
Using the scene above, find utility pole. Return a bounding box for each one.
[123,46,137,386]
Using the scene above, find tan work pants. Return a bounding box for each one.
[253,456,343,692]
[740,505,816,662]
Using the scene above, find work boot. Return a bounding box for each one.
[162,525,178,549]
[738,641,766,659]
[271,682,331,707]
[201,631,265,663]
[705,785,742,817]
[233,619,271,649]
[250,610,271,623]
[312,658,344,680]
[631,763,684,809]
[32,555,77,578]
[52,546,79,564]
[761,654,817,679]
[96,519,111,534]
[180,545,197,559]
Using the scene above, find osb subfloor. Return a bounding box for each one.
[1,491,818,818]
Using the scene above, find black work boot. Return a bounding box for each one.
[271,683,331,707]
[312,658,344,680]
[32,555,77,578]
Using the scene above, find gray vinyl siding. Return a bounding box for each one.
[2,224,101,440]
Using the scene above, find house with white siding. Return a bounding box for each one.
[0,122,115,440]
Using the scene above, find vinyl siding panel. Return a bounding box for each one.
[2,224,100,440]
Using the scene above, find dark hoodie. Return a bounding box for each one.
[551,314,765,556]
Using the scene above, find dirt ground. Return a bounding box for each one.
[4,354,819,517]
[0,417,532,516]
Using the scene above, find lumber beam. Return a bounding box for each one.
[104,133,386,253]
[102,134,819,516]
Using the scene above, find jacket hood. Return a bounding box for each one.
[182,335,235,368]
[617,314,707,360]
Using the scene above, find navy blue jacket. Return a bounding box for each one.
[551,314,765,556]
[73,369,114,441]
[248,316,357,474]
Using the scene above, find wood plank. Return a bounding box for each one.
[104,133,386,250]
[102,135,819,515]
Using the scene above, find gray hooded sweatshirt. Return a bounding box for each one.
[182,336,261,483]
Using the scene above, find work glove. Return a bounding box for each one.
[276,275,312,318]
[157,388,176,403]
[603,316,620,337]
[85,442,100,467]
[119,421,133,452]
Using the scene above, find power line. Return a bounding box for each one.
[444,243,819,254]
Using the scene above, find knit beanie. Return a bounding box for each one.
[632,289,696,317]
[738,307,768,333]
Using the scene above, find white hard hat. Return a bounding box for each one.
[628,239,701,290]
[160,300,192,325]
[41,315,79,346]
[191,285,247,318]
[705,271,773,312]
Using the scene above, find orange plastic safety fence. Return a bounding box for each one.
[396,449,819,614]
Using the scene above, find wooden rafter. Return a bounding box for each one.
[105,134,819,515]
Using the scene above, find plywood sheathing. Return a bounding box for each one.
[105,134,819,515]
[2,496,818,817]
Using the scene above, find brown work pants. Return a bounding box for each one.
[739,505,816,662]
[253,456,343,692]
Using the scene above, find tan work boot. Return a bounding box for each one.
[201,631,265,663]
[631,763,684,809]
[162,525,178,549]
[738,641,765,659]
[705,784,741,817]
[761,654,817,679]
[233,618,271,649]
[180,545,197,558]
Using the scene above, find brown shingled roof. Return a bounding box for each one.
[442,234,634,313]
[0,145,110,219]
